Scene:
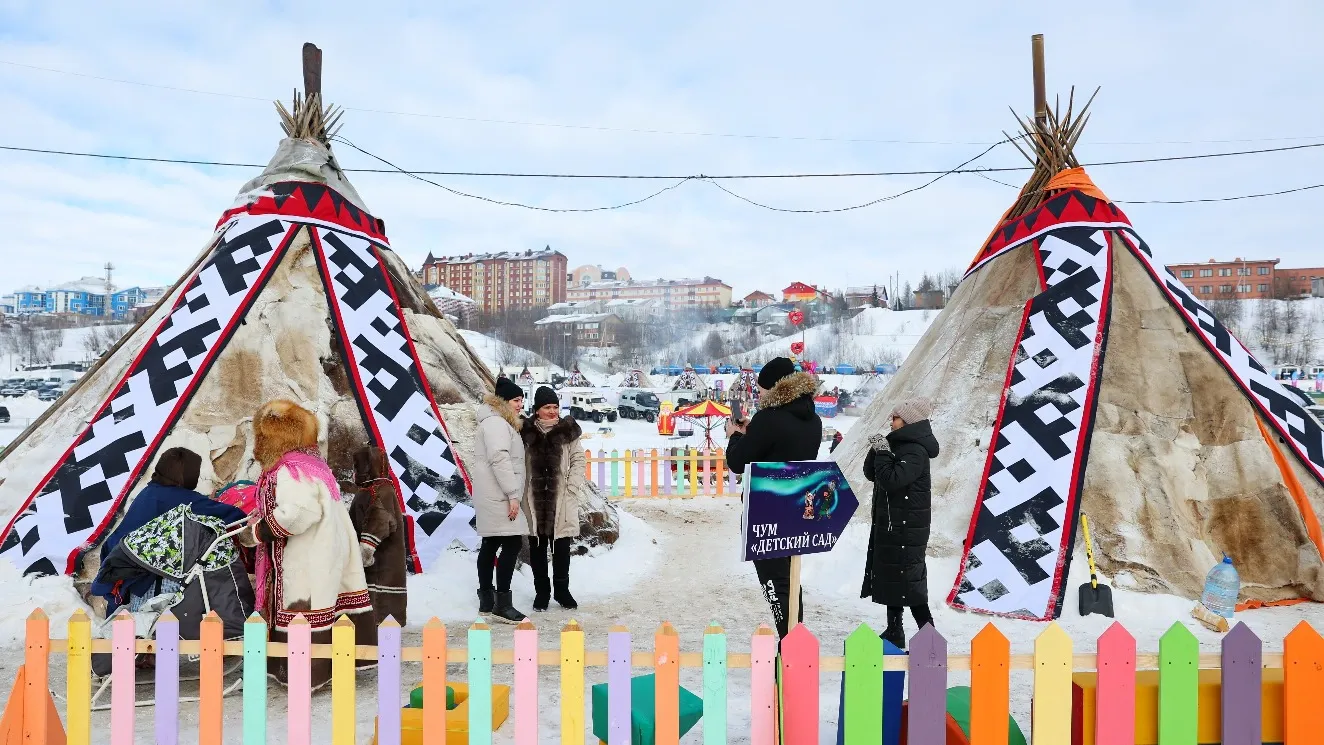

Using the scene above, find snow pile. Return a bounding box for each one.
[456,330,563,378]
[0,562,91,645]
[735,307,939,366]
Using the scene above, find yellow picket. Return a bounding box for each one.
[1032,622,1072,744]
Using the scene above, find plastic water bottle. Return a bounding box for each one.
[1200,556,1240,618]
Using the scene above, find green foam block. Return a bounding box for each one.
[590,674,703,745]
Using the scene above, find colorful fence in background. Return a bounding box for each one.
[11,609,1324,745]
[585,448,739,498]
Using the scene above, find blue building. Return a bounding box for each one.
[3,278,149,319]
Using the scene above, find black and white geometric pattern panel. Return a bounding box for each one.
[1119,228,1324,484]
[950,227,1113,620]
[311,227,476,570]
[0,215,295,576]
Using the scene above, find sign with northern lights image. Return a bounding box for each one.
[741,461,858,561]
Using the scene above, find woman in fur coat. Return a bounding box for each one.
[470,378,531,624]
[237,399,371,687]
[349,445,408,626]
[521,386,586,611]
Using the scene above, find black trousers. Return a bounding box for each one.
[528,535,572,589]
[887,604,933,630]
[477,536,522,593]
[754,557,803,639]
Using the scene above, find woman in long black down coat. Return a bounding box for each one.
[862,396,940,650]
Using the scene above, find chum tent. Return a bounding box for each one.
[837,88,1324,620]
[0,47,623,582]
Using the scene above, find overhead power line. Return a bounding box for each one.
[3,139,1324,179]
[3,138,1324,212]
[7,58,1324,147]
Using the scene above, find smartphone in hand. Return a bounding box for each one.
[730,400,744,423]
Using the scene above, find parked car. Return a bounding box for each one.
[0,386,26,398]
[22,379,41,390]
[37,389,60,402]
[0,406,9,424]
[569,393,618,423]
[617,391,661,422]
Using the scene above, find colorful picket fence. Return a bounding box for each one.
[13,610,1324,745]
[584,448,738,498]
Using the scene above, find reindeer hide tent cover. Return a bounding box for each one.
[838,102,1324,621]
[0,97,524,580]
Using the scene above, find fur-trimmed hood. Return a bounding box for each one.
[759,371,819,410]
[480,394,523,431]
[521,415,583,446]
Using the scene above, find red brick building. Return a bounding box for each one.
[1165,258,1324,300]
[421,247,568,314]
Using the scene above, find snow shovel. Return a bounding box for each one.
[1078,514,1114,617]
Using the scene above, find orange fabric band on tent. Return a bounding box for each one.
[1043,167,1110,201]
[1255,416,1324,561]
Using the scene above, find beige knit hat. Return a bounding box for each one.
[890,396,933,425]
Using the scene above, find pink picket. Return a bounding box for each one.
[780,624,820,745]
[110,611,135,745]
[749,626,778,745]
[1095,622,1136,745]
[287,615,312,745]
[514,621,538,745]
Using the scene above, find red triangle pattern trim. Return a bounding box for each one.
[216,181,390,245]
[970,190,1132,269]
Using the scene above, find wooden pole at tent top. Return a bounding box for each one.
[302,42,323,100]
[1031,34,1047,128]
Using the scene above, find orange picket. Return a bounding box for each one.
[655,623,680,745]
[423,619,447,745]
[970,624,1010,745]
[1284,621,1324,745]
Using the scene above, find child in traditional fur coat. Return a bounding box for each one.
[236,399,371,687]
[349,445,408,626]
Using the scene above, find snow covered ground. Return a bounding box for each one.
[734,307,939,367]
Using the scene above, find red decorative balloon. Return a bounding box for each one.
[790,341,805,355]
[788,310,805,326]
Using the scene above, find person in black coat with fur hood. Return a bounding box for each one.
[862,396,941,650]
[726,357,822,638]
[521,386,587,612]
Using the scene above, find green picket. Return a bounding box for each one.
[610,449,621,497]
[843,624,883,745]
[703,623,728,745]
[1158,622,1198,745]
[242,614,267,745]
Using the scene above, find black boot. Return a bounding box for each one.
[492,592,526,624]
[882,607,906,650]
[552,538,578,610]
[477,587,495,614]
[530,537,551,612]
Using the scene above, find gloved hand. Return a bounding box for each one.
[868,433,891,452]
[360,541,377,567]
[236,523,261,548]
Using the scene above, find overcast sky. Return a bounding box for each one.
[2,2,1322,300]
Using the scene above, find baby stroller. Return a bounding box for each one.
[89,504,255,709]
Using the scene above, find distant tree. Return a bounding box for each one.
[703,330,727,361]
[869,286,882,308]
[917,273,937,293]
[900,282,913,309]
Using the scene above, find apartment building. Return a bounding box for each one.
[1166,258,1324,300]
[420,247,568,314]
[566,276,731,310]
